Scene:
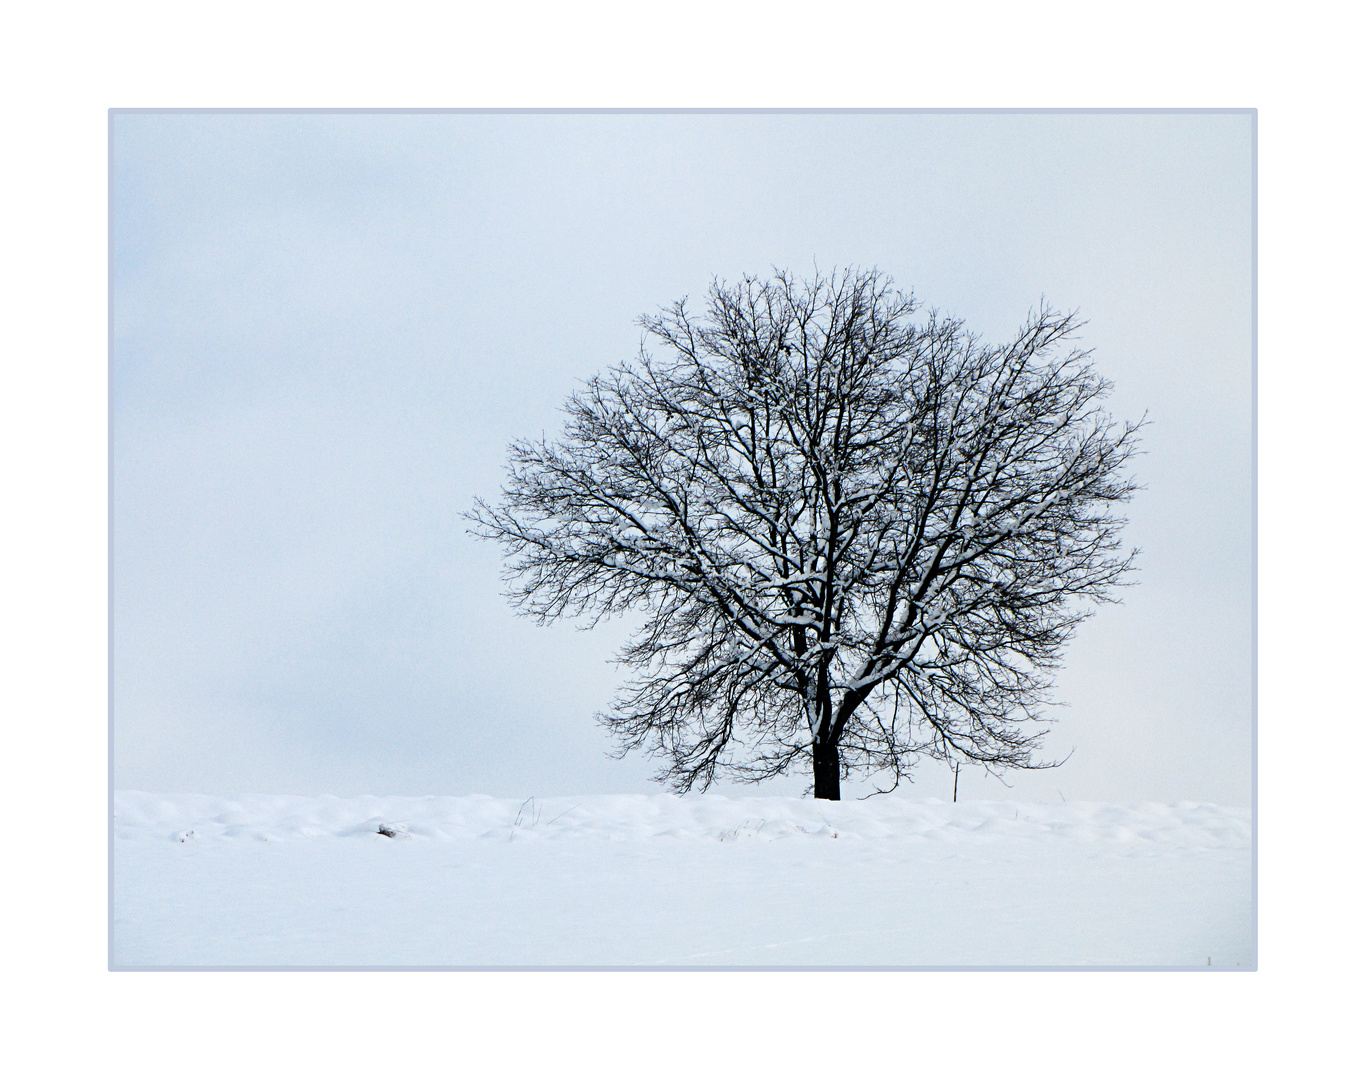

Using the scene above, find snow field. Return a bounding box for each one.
[113,791,1252,968]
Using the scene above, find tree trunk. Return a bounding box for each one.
[813,740,841,800]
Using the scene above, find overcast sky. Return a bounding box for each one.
[111,111,1252,804]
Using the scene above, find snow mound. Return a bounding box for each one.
[112,791,1252,967]
[114,790,1249,850]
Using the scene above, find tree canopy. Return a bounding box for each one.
[470,268,1141,799]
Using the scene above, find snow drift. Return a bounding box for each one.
[113,791,1252,968]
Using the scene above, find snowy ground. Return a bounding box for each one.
[112,791,1253,968]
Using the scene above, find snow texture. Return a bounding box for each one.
[113,791,1252,968]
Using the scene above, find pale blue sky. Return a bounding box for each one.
[112,111,1253,802]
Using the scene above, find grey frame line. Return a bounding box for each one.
[108,109,116,974]
[1249,108,1258,971]
[107,106,1258,973]
[109,106,1253,116]
[114,964,1251,972]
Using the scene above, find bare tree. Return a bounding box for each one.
[469,268,1141,799]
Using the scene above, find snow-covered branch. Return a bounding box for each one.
[468,269,1140,799]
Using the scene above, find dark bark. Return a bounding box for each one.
[813,739,841,801]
